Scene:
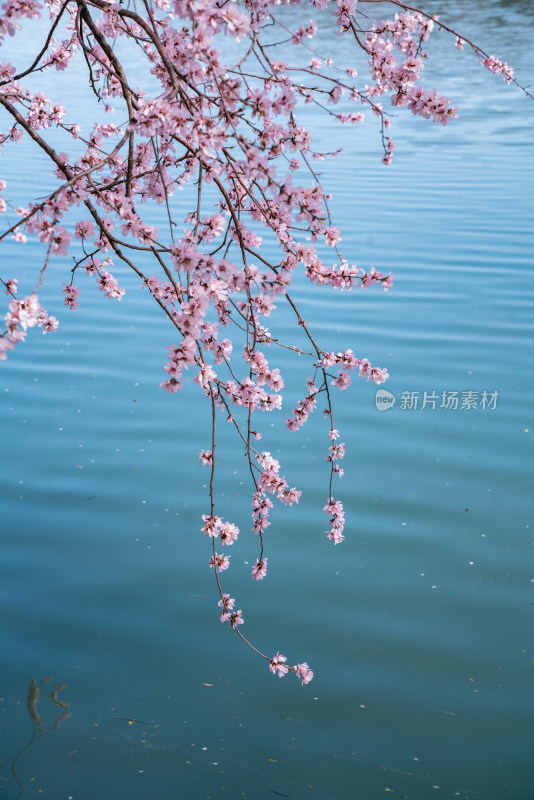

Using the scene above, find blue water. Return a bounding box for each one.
[1,2,533,799]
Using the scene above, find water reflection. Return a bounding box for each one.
[10,677,70,799]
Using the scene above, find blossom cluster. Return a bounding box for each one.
[1,291,58,360]
[269,653,314,686]
[365,11,458,125]
[0,0,526,684]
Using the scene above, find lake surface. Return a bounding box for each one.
[1,2,533,799]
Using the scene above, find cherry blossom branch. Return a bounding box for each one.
[1,0,530,684]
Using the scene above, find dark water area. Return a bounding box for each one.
[1,2,533,798]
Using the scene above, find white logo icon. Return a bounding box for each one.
[375,389,396,411]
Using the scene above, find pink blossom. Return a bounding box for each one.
[483,55,514,83]
[219,521,239,546]
[327,442,345,462]
[8,295,41,330]
[199,449,213,465]
[327,528,345,545]
[294,663,314,685]
[324,499,345,544]
[251,558,268,580]
[41,315,59,333]
[230,609,244,628]
[63,284,80,309]
[218,593,235,622]
[325,226,342,247]
[0,62,15,82]
[382,274,394,291]
[278,487,302,506]
[332,371,351,390]
[202,514,222,537]
[0,339,15,361]
[209,553,230,572]
[269,652,290,678]
[96,269,125,300]
[160,378,181,393]
[220,5,250,41]
[75,220,95,239]
[371,367,389,384]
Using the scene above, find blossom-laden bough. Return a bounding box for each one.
[0,0,530,684]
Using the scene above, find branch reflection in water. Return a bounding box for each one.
[10,676,70,799]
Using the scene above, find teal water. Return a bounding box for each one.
[1,2,533,799]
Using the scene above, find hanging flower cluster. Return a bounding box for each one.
[0,0,530,682]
